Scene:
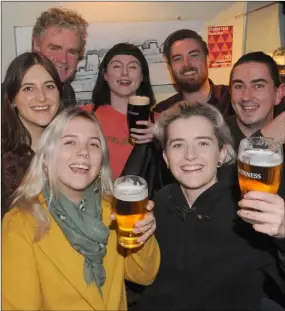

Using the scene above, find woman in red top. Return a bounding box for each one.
[82,43,155,179]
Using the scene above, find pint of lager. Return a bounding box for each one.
[238,137,283,196]
[113,175,148,249]
[127,96,150,144]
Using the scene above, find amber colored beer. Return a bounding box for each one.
[238,149,283,195]
[113,175,148,249]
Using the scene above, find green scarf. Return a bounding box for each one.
[43,182,110,294]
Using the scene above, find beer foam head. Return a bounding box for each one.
[113,175,148,201]
[129,96,150,106]
[239,149,283,167]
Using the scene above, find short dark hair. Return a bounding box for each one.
[2,52,63,153]
[163,29,209,63]
[92,43,155,108]
[229,51,281,88]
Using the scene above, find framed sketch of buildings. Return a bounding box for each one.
[15,20,202,104]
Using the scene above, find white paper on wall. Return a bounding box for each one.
[15,20,203,104]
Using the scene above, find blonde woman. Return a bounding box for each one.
[2,108,160,311]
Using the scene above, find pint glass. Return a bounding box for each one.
[238,137,283,196]
[113,175,148,249]
[127,96,150,143]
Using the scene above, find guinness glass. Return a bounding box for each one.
[113,175,148,249]
[127,96,150,143]
[238,137,283,196]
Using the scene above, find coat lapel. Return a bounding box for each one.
[37,193,106,310]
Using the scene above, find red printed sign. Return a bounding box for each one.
[208,26,233,68]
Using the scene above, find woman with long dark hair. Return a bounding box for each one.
[1,52,63,218]
[82,43,156,179]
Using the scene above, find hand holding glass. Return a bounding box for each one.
[113,175,148,249]
[238,137,283,195]
[127,96,150,144]
[238,137,283,223]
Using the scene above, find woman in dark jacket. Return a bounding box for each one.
[1,52,63,218]
[134,101,285,311]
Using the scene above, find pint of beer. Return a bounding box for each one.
[238,137,283,196]
[127,96,150,143]
[113,175,148,249]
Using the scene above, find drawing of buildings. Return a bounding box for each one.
[14,20,202,105]
[72,39,166,104]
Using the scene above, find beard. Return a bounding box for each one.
[172,66,208,93]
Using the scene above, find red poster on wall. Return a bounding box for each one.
[208,25,233,68]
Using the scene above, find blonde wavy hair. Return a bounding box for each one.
[11,108,113,241]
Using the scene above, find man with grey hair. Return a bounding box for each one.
[32,7,88,107]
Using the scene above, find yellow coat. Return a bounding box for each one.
[2,194,160,311]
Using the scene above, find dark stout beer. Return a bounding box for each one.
[127,96,150,143]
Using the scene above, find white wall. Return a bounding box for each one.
[1,1,246,102]
[203,1,247,86]
[279,3,285,47]
[245,2,282,54]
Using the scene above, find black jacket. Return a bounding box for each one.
[135,182,285,311]
[120,142,170,199]
[62,82,76,108]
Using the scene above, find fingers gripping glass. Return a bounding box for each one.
[113,175,148,249]
[238,137,283,196]
[127,96,150,144]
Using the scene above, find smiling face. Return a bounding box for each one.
[163,116,226,201]
[15,64,60,130]
[104,54,143,98]
[230,62,282,136]
[169,38,208,92]
[33,26,81,82]
[55,116,103,203]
